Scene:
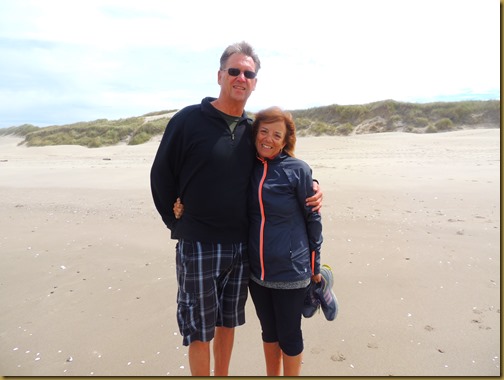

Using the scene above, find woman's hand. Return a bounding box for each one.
[312,273,322,283]
[173,197,184,219]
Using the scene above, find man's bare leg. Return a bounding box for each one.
[188,340,210,376]
[213,326,235,376]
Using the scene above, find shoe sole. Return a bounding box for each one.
[320,264,334,290]
[319,264,338,320]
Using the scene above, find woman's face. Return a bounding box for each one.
[255,121,286,160]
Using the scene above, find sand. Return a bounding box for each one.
[0,129,500,376]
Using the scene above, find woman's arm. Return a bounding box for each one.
[306,180,323,212]
[294,162,323,276]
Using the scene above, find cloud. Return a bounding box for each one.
[0,0,499,128]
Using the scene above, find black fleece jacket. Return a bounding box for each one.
[150,97,255,243]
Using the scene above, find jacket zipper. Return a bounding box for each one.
[258,157,268,280]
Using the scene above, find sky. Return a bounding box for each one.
[0,0,500,129]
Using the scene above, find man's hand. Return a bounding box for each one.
[173,197,184,219]
[306,181,323,212]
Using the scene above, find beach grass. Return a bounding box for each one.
[0,100,499,148]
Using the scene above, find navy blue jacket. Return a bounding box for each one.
[248,152,323,283]
[150,97,255,243]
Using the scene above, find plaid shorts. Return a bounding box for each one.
[175,239,249,346]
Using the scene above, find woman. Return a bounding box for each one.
[247,106,323,376]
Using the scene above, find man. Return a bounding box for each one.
[150,41,322,376]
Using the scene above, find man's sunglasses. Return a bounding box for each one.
[222,68,257,79]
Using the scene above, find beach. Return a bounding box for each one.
[0,129,500,376]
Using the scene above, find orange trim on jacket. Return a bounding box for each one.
[258,157,268,280]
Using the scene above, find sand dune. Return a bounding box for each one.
[0,129,500,376]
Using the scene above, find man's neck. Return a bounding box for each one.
[211,99,245,117]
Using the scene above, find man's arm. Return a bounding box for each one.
[150,121,181,229]
[306,180,323,212]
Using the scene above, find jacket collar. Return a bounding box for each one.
[256,151,288,164]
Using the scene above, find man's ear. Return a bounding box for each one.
[251,77,257,91]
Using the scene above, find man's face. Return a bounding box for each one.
[218,53,257,104]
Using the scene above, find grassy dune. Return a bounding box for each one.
[0,101,499,148]
[291,99,500,136]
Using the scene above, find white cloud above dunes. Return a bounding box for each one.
[0,0,499,128]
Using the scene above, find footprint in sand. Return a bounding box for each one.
[470,318,490,329]
[471,308,492,329]
[331,353,346,362]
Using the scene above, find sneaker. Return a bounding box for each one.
[302,281,320,318]
[314,264,338,321]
